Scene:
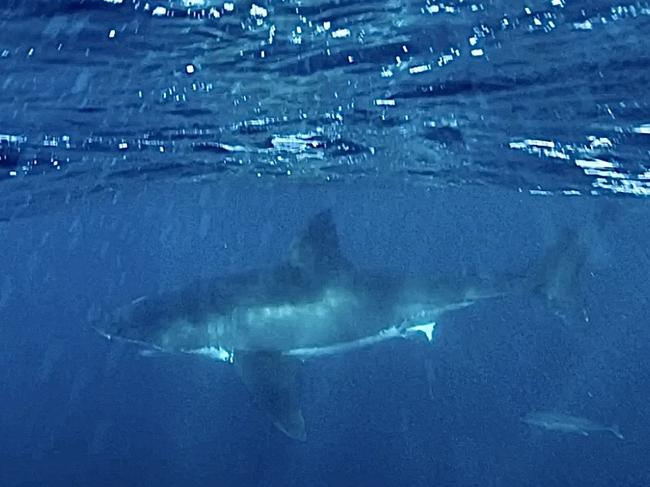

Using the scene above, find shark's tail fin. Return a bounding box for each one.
[529,228,589,323]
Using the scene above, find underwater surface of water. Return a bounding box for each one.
[1,0,650,216]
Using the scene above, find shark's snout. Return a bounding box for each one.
[87,304,133,343]
[89,314,118,342]
[91,325,115,342]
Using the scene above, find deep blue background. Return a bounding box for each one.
[1,183,648,486]
[1,0,649,484]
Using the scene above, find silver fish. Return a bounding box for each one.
[523,411,624,440]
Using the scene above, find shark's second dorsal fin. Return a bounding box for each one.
[235,351,306,441]
[290,209,350,277]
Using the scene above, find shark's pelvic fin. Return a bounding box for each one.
[405,322,437,342]
[289,209,351,277]
[234,351,306,441]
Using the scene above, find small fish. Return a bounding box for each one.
[523,411,624,440]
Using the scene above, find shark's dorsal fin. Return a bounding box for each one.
[289,209,350,276]
[235,351,306,441]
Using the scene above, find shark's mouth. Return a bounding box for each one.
[95,326,236,363]
[92,326,166,351]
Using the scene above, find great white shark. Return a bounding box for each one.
[94,210,585,440]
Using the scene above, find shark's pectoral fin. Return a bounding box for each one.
[234,351,306,441]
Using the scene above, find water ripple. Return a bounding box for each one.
[0,0,649,219]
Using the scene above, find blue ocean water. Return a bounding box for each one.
[1,0,649,486]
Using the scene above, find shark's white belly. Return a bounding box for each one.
[208,287,367,351]
[155,289,443,358]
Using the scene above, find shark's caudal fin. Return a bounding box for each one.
[234,351,306,441]
[530,228,588,322]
